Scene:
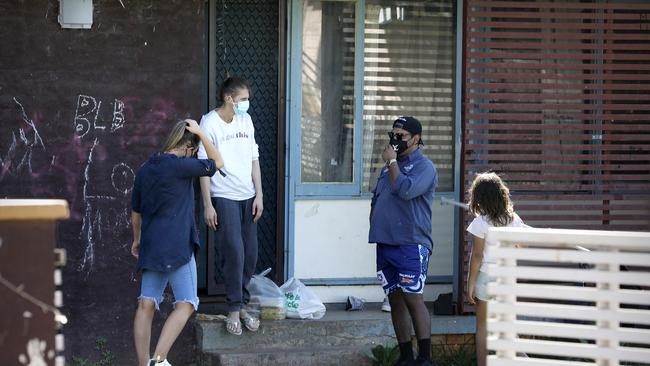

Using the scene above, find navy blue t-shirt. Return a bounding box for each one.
[131,153,216,272]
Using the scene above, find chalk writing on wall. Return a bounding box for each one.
[76,94,134,275]
[0,98,46,181]
[73,95,126,138]
[112,99,125,132]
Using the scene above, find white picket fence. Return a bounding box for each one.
[485,227,650,366]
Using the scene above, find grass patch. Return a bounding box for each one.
[71,337,114,366]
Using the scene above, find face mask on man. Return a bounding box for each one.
[388,132,411,154]
[234,100,250,115]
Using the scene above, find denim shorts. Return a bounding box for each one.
[139,255,199,311]
[376,244,431,295]
[474,271,493,302]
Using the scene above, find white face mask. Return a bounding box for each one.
[234,100,250,115]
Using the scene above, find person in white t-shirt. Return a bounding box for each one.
[197,76,263,336]
[466,172,526,366]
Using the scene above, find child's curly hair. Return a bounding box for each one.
[468,172,514,226]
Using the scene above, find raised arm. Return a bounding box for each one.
[185,119,224,169]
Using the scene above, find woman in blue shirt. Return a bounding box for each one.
[131,119,223,366]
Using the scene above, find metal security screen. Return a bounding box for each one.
[207,0,282,295]
[461,0,650,311]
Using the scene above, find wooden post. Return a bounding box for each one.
[0,199,69,366]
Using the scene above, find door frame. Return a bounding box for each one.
[202,0,287,294]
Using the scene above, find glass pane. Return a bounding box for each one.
[362,1,456,192]
[301,0,356,183]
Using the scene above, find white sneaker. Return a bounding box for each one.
[381,296,391,312]
[148,358,172,366]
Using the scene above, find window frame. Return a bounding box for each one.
[288,0,365,196]
[288,0,461,198]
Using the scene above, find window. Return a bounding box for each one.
[291,0,457,195]
[362,1,456,193]
[300,0,357,183]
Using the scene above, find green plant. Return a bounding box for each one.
[71,337,115,366]
[433,342,477,366]
[364,343,400,366]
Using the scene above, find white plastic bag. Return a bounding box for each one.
[247,268,286,320]
[280,277,326,320]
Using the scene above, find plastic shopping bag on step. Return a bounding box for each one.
[280,277,326,320]
[247,268,286,320]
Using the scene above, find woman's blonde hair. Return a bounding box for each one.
[468,172,514,226]
[160,120,200,153]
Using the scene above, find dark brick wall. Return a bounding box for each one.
[0,1,204,364]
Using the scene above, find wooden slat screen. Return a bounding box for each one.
[461,0,650,312]
[486,228,650,365]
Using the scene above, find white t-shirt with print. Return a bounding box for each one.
[466,213,525,273]
[197,109,260,201]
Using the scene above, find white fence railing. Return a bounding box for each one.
[485,227,650,366]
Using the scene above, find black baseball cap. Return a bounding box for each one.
[393,116,424,145]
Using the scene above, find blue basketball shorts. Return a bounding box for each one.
[376,244,431,295]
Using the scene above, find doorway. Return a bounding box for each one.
[199,0,286,295]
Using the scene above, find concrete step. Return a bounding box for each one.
[200,346,373,366]
[195,304,474,352]
[195,311,395,352]
[194,303,475,366]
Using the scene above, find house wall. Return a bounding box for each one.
[293,198,456,302]
[0,1,204,364]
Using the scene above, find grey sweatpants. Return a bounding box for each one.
[212,196,259,312]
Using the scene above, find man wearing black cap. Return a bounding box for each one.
[369,116,438,366]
